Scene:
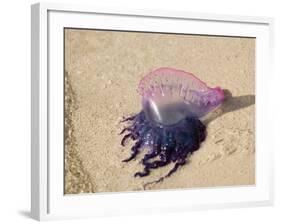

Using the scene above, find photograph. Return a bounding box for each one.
[0,0,277,223]
[64,28,255,194]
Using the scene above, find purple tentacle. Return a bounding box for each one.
[122,140,143,162]
[121,133,133,146]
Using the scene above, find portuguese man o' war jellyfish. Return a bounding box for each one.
[120,67,225,185]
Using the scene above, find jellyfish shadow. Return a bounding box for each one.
[203,89,255,124]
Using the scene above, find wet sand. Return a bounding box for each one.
[64,29,255,194]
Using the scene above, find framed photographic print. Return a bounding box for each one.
[31,2,274,221]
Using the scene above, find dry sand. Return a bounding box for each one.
[64,29,255,194]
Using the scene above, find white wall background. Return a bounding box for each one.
[0,0,280,223]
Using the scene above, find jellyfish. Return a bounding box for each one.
[120,67,225,185]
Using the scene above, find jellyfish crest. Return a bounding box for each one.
[138,67,225,126]
[189,86,225,118]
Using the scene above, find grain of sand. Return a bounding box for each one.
[64,29,255,194]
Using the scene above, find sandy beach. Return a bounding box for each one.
[64,29,255,194]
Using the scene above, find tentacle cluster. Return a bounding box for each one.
[120,111,206,184]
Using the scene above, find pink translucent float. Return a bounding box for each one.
[138,67,225,126]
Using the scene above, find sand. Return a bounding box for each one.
[64,28,255,194]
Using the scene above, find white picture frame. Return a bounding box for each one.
[31,2,274,221]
